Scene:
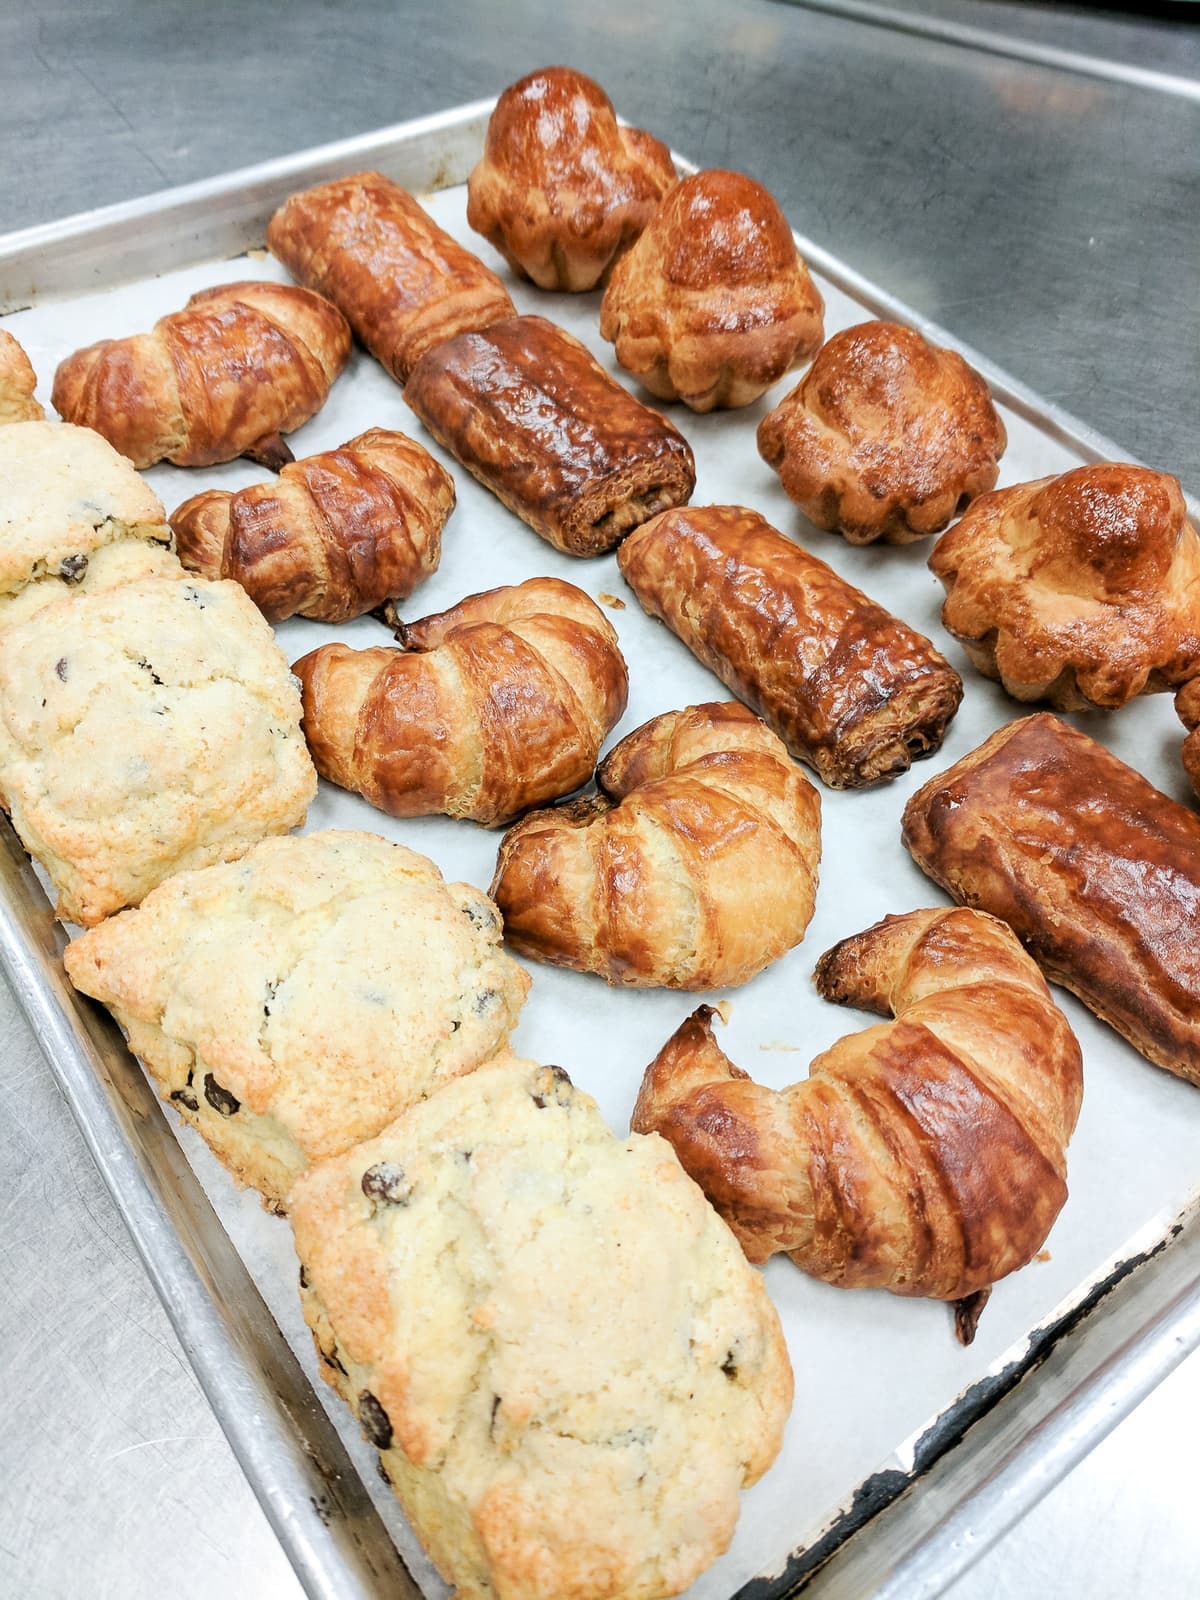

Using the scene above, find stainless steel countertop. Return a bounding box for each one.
[0,2,1197,1595]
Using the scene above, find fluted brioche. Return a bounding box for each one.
[931,464,1200,710]
[291,1053,792,1600]
[267,171,515,384]
[171,428,455,623]
[467,66,677,292]
[0,575,315,926]
[0,330,43,424]
[633,907,1082,1312]
[491,702,821,989]
[65,832,529,1210]
[757,321,1007,544]
[295,577,628,827]
[51,281,351,469]
[600,169,825,411]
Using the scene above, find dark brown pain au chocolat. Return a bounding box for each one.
[403,315,696,557]
[902,712,1200,1086]
[617,504,962,787]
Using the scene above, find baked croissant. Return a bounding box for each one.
[0,330,43,424]
[293,577,628,826]
[632,907,1082,1321]
[491,702,821,989]
[931,464,1200,710]
[169,428,454,623]
[51,281,351,470]
[600,169,825,411]
[1177,677,1200,797]
[757,321,1007,544]
[467,66,677,291]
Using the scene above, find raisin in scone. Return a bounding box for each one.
[0,574,315,925]
[0,420,181,625]
[291,1055,793,1600]
[65,832,530,1209]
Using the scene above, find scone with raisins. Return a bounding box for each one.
[65,831,530,1209]
[291,1054,793,1599]
[0,573,315,924]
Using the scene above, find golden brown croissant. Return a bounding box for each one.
[266,172,515,384]
[467,66,677,292]
[293,577,628,826]
[931,464,1200,710]
[633,907,1082,1320]
[1177,677,1200,797]
[600,169,825,411]
[617,504,962,787]
[490,702,821,989]
[169,428,454,623]
[0,330,43,424]
[51,282,350,471]
[757,321,1007,545]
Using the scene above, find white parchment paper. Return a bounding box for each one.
[5,177,1199,1598]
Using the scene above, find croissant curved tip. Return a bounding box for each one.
[243,430,294,472]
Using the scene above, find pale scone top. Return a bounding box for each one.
[0,420,172,593]
[65,830,531,1163]
[0,573,316,925]
[292,1055,793,1600]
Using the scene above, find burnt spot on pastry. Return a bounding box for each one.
[361,1161,413,1207]
[203,1072,241,1117]
[721,1348,739,1379]
[358,1390,394,1450]
[58,553,88,583]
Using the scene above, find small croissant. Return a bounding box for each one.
[491,702,821,989]
[170,429,454,623]
[52,281,351,470]
[293,577,628,827]
[0,330,44,424]
[633,907,1082,1318]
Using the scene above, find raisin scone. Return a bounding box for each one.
[0,575,316,925]
[65,832,530,1209]
[0,420,181,626]
[0,329,44,424]
[291,1054,793,1600]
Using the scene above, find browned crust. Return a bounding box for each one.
[902,712,1200,1086]
[170,428,455,623]
[0,329,44,424]
[632,906,1083,1302]
[757,320,1006,545]
[404,314,695,556]
[617,503,962,787]
[267,171,515,383]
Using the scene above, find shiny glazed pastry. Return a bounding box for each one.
[294,577,628,827]
[599,168,825,411]
[170,428,455,623]
[51,281,351,470]
[0,329,43,423]
[931,463,1200,709]
[757,320,1007,544]
[1176,677,1200,796]
[491,702,821,989]
[633,907,1082,1327]
[466,65,677,292]
[404,314,696,556]
[266,171,515,384]
[64,832,529,1212]
[290,1053,792,1600]
[903,712,1200,1086]
[617,504,962,787]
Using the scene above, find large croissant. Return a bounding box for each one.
[633,907,1082,1317]
[170,429,454,623]
[51,281,351,470]
[293,578,628,826]
[491,702,821,989]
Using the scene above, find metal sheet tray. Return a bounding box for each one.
[1,100,1198,1600]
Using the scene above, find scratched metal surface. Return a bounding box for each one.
[0,2,1197,1597]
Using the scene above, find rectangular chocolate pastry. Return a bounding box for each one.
[403,314,696,557]
[617,503,961,786]
[266,170,515,384]
[903,712,1200,1086]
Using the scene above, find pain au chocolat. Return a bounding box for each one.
[267,171,515,384]
[617,504,961,787]
[903,712,1200,1087]
[404,314,695,556]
